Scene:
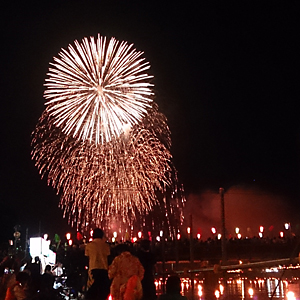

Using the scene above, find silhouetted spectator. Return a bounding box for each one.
[5,271,31,300]
[137,240,157,300]
[158,276,187,300]
[39,264,55,300]
[26,256,41,293]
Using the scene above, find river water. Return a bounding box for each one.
[154,266,300,299]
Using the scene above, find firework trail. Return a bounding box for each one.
[32,35,185,237]
[32,105,184,234]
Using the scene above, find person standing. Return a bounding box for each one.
[108,243,144,300]
[4,271,31,300]
[25,256,41,294]
[158,276,187,300]
[85,228,111,300]
[137,240,157,300]
[39,264,55,300]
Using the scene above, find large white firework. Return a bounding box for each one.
[44,34,154,145]
[32,35,185,237]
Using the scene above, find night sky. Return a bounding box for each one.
[1,2,300,242]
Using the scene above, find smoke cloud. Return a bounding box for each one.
[183,185,298,240]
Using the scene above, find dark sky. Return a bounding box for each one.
[1,2,300,241]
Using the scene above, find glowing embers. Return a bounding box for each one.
[32,34,185,234]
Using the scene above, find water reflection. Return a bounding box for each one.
[155,276,300,299]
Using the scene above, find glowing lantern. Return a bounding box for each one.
[197,284,203,297]
[286,291,296,300]
[219,284,224,294]
[76,232,83,240]
[248,287,254,297]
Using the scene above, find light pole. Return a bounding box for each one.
[220,187,227,264]
[13,225,21,255]
[160,230,166,294]
[189,214,194,300]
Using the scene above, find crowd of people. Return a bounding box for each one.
[0,228,186,300]
[83,228,157,300]
[160,234,300,262]
[0,255,60,300]
[1,228,300,300]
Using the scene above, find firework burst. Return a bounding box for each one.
[32,35,185,237]
[44,34,154,145]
